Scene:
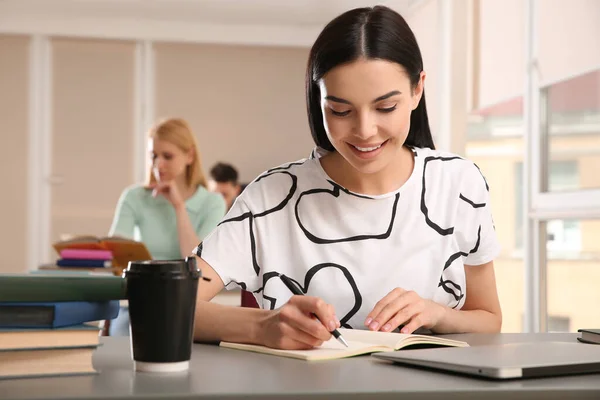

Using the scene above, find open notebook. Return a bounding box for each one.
[220,328,469,361]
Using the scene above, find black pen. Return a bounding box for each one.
[279,274,349,348]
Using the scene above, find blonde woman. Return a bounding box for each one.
[108,118,226,335]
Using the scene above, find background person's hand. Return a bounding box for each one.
[365,288,446,334]
[259,295,340,350]
[150,181,184,209]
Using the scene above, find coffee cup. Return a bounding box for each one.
[124,257,200,373]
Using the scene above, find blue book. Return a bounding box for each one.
[0,300,120,328]
[57,259,112,268]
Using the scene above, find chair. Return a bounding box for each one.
[241,290,259,308]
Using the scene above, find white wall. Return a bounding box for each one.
[154,42,312,183]
[50,38,136,244]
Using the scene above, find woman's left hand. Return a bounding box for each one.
[365,288,447,334]
[150,181,184,210]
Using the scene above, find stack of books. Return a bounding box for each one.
[48,235,152,276]
[0,273,125,379]
[55,249,113,271]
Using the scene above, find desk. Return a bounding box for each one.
[2,333,600,400]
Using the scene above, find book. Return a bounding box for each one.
[220,328,469,361]
[59,248,113,260]
[0,324,100,351]
[53,235,152,269]
[0,274,127,302]
[37,264,118,275]
[0,300,120,328]
[578,329,600,345]
[0,346,97,379]
[57,259,112,268]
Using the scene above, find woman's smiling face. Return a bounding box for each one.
[319,58,424,175]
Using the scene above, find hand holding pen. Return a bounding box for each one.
[279,274,348,348]
[257,274,348,350]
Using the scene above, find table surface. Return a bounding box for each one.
[2,332,600,400]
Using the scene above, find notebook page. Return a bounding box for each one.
[220,339,388,361]
[284,339,388,360]
[338,328,411,349]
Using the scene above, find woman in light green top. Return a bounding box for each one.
[108,117,226,335]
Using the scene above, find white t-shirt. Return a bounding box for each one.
[199,146,500,329]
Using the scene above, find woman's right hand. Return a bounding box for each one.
[258,295,341,350]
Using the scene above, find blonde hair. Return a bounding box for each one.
[146,118,207,188]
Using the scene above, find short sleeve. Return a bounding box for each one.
[197,196,261,292]
[456,164,501,266]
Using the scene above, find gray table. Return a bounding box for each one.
[2,333,600,400]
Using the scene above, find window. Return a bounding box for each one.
[544,70,600,192]
[467,98,524,332]
[546,218,600,332]
[515,161,581,254]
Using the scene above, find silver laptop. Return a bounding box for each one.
[372,341,600,379]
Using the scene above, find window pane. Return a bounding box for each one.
[547,218,600,332]
[545,69,600,192]
[467,97,524,332]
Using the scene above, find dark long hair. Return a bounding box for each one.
[306,5,435,151]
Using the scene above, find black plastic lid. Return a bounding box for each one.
[123,257,201,280]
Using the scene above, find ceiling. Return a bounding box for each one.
[1,0,423,27]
